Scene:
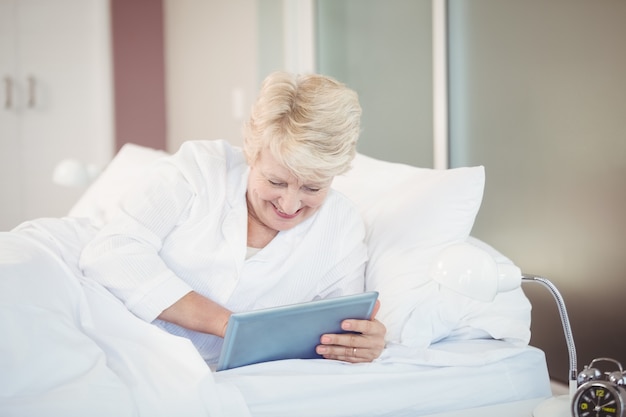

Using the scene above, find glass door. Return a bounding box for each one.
[316,0,433,167]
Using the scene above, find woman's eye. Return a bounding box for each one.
[304,186,321,193]
[268,180,285,187]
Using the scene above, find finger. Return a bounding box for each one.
[320,332,367,349]
[321,330,384,354]
[340,317,386,337]
[370,299,381,320]
[315,344,376,363]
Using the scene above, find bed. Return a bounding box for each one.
[0,143,552,417]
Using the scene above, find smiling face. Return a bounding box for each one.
[246,148,331,240]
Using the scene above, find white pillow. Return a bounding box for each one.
[332,154,485,343]
[69,143,168,227]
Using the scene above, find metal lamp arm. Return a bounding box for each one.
[521,274,578,397]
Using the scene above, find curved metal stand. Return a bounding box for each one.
[522,274,578,417]
[522,274,578,394]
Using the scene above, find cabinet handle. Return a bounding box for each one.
[3,76,11,109]
[27,76,36,108]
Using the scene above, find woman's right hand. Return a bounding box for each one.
[315,300,386,363]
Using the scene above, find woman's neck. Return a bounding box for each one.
[246,201,278,249]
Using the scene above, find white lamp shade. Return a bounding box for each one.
[430,242,522,302]
[497,262,523,292]
[53,159,100,187]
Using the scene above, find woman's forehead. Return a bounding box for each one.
[256,149,289,175]
[255,149,330,186]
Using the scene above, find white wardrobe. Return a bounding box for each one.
[0,0,113,231]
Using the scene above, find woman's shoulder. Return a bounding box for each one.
[151,140,248,205]
[318,190,365,235]
[325,189,360,216]
[166,140,247,179]
[174,140,244,164]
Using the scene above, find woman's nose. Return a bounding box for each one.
[277,190,301,214]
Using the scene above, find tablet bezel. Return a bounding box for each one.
[216,291,379,371]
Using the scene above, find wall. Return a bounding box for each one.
[110,0,167,151]
[257,0,285,79]
[448,0,626,382]
[163,0,258,152]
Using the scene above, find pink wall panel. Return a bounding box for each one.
[111,0,167,151]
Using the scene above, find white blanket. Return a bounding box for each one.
[0,230,249,417]
[0,224,549,416]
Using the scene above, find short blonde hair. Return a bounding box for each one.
[243,72,362,183]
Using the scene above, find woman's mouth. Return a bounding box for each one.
[273,204,301,219]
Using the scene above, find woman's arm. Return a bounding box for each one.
[81,147,237,330]
[158,291,232,338]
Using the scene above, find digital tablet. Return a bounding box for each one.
[216,291,379,371]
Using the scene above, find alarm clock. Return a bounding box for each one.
[572,358,626,417]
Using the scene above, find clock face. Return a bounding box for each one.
[573,381,624,417]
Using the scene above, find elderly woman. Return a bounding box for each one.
[79,72,386,366]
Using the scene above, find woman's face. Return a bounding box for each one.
[247,149,331,233]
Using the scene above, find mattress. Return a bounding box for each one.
[214,340,551,417]
[423,397,547,417]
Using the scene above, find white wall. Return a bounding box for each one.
[163,0,258,152]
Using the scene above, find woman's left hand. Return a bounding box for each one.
[316,300,386,363]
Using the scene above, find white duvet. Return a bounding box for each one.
[0,230,250,417]
[0,221,550,417]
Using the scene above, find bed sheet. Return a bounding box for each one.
[214,340,551,417]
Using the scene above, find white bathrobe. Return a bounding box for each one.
[79,140,367,363]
